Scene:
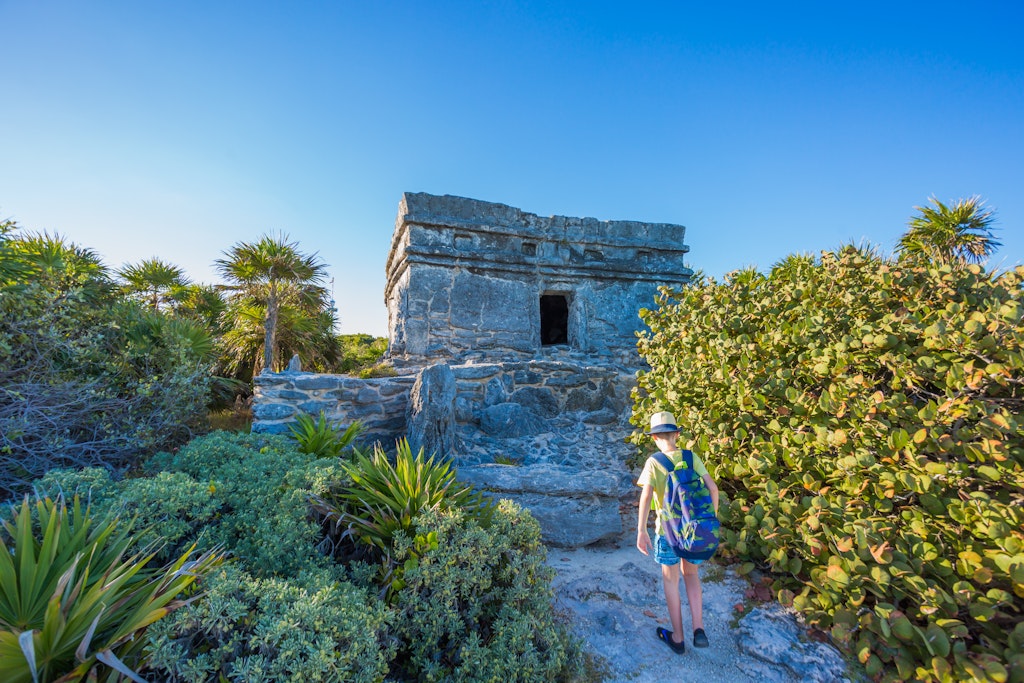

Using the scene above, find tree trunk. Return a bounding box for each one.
[264,289,278,373]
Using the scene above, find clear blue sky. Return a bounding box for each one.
[2,1,1021,336]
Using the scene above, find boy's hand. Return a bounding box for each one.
[637,530,653,555]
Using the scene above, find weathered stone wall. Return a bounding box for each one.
[385,193,691,364]
[253,358,631,461]
[252,372,416,447]
[252,359,639,547]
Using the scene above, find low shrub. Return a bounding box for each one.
[35,468,220,563]
[143,564,392,683]
[337,333,387,374]
[634,250,1024,682]
[33,432,584,682]
[387,501,584,682]
[143,431,347,576]
[39,432,346,576]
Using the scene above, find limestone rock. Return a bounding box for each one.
[497,492,621,547]
[252,403,294,421]
[478,402,544,438]
[457,463,627,498]
[484,375,510,406]
[736,605,850,683]
[286,354,301,372]
[458,464,627,546]
[406,363,460,457]
[511,386,559,418]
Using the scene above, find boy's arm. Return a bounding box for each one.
[636,483,654,555]
[703,474,720,514]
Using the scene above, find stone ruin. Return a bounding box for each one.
[253,193,692,547]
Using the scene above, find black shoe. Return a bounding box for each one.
[656,627,686,654]
[693,628,709,648]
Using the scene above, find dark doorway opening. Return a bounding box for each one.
[540,294,569,345]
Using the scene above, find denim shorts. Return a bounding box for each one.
[655,534,704,567]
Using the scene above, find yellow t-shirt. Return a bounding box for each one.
[636,449,708,535]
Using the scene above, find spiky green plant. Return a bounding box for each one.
[0,495,221,683]
[310,439,494,598]
[896,195,1001,266]
[288,411,363,458]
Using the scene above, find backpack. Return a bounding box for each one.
[652,450,720,562]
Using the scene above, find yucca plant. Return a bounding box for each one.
[288,411,363,458]
[310,439,494,598]
[0,495,221,683]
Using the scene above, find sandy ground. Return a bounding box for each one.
[545,527,846,683]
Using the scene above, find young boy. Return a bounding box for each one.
[636,410,719,654]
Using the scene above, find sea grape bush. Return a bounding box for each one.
[633,248,1024,683]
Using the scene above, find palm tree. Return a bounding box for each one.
[169,283,226,329]
[215,234,330,374]
[218,293,340,379]
[896,196,1001,266]
[118,257,190,310]
[2,231,112,302]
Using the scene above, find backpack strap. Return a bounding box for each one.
[652,450,697,475]
[651,451,675,474]
[680,449,695,471]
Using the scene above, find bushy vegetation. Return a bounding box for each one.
[0,494,220,683]
[633,247,1023,682]
[388,503,583,682]
[144,564,393,683]
[338,333,388,374]
[2,213,582,681]
[37,432,583,681]
[0,225,213,498]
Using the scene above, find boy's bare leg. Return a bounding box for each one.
[660,563,685,643]
[682,560,703,630]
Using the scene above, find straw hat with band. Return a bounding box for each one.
[645,411,679,435]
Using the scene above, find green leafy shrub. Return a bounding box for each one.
[32,433,583,682]
[144,431,348,576]
[634,250,1024,682]
[143,564,392,683]
[0,279,212,499]
[39,432,346,576]
[310,438,494,597]
[288,410,364,458]
[337,333,388,374]
[358,361,397,378]
[388,501,584,682]
[0,495,220,683]
[35,468,220,564]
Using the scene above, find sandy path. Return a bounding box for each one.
[546,529,852,683]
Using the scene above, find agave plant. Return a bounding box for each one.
[0,495,221,683]
[310,439,494,596]
[288,411,364,458]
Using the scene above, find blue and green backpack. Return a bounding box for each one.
[652,450,720,562]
